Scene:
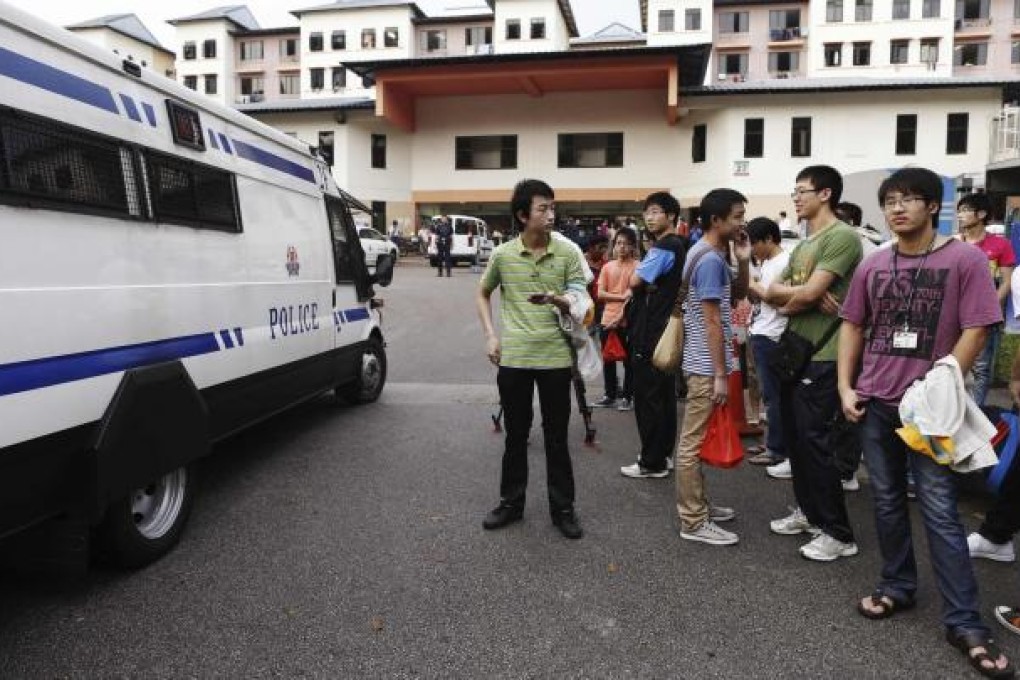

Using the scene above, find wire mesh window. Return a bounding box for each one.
[146,151,240,232]
[0,108,137,217]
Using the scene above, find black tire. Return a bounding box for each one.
[338,336,387,404]
[95,465,195,569]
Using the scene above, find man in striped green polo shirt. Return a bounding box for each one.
[476,179,589,539]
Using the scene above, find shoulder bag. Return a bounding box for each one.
[769,317,842,384]
[651,248,713,373]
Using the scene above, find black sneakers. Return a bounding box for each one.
[483,503,523,530]
[552,511,584,539]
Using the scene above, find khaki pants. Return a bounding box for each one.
[675,374,714,532]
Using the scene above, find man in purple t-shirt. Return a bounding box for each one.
[837,167,1011,677]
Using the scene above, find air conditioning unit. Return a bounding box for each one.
[718,73,727,80]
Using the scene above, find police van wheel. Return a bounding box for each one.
[96,465,195,568]
[340,337,387,404]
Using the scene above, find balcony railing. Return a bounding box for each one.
[769,27,807,41]
[955,17,992,30]
[716,31,751,43]
[236,92,265,104]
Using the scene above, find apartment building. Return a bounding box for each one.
[65,13,176,78]
[169,6,261,106]
[162,0,1018,231]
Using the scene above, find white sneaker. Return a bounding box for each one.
[799,533,859,562]
[680,520,739,546]
[770,507,819,536]
[766,459,793,480]
[842,476,861,492]
[968,533,1017,563]
[620,463,669,479]
[710,505,736,523]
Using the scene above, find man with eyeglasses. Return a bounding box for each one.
[957,192,1015,407]
[838,168,1011,678]
[760,165,863,562]
[620,192,688,480]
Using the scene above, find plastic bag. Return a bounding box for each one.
[700,405,744,469]
[575,334,602,382]
[602,329,627,363]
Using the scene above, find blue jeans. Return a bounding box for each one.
[861,400,989,637]
[749,334,786,459]
[969,323,1001,407]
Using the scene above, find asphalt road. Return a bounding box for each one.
[2,257,1019,679]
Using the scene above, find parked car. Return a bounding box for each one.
[359,227,400,269]
[427,215,492,266]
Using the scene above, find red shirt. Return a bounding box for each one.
[970,233,1016,283]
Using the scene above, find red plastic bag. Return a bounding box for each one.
[700,404,744,469]
[602,329,627,363]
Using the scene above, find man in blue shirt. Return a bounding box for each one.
[620,192,687,479]
[675,189,751,546]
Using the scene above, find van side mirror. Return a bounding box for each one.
[371,254,395,287]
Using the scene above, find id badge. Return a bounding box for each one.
[893,330,919,350]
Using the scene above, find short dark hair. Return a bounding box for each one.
[613,227,637,247]
[877,167,943,230]
[699,188,747,229]
[583,234,609,251]
[958,192,992,223]
[643,191,681,225]
[796,165,843,206]
[836,202,863,227]
[511,179,554,229]
[746,217,781,245]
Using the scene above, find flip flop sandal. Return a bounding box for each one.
[856,590,916,620]
[746,444,767,455]
[946,630,1016,679]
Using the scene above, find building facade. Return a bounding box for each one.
[160,0,1020,232]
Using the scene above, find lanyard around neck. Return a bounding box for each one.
[890,235,937,329]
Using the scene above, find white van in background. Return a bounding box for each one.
[427,214,493,266]
[0,2,394,570]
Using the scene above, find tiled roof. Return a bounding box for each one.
[168,5,260,31]
[572,22,644,45]
[235,96,376,114]
[66,13,170,52]
[686,75,1020,96]
[291,0,425,19]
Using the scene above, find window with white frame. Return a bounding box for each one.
[240,41,263,61]
[718,11,749,33]
[279,74,299,95]
[659,9,675,32]
[893,0,911,19]
[827,0,843,22]
[954,41,988,65]
[825,43,842,66]
[530,18,546,39]
[890,39,910,64]
[922,0,941,18]
[855,0,873,20]
[768,51,800,72]
[685,8,702,30]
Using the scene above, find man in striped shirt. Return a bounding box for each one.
[676,189,751,546]
[476,179,589,539]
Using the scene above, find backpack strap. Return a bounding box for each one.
[671,247,716,315]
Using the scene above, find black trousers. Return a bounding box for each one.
[979,454,1020,544]
[631,357,676,472]
[600,327,632,400]
[436,244,452,273]
[780,361,854,543]
[497,366,575,515]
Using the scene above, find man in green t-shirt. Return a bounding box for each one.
[760,165,863,562]
[476,179,589,540]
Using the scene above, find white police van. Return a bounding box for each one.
[0,3,393,569]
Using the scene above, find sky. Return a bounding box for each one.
[4,0,641,48]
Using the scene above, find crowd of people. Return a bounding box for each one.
[475,170,1020,678]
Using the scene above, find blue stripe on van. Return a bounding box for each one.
[0,46,119,114]
[343,308,370,323]
[231,139,315,184]
[142,102,157,127]
[0,333,221,398]
[208,129,220,149]
[119,94,141,122]
[218,133,233,154]
[219,330,234,349]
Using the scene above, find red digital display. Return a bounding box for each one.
[165,100,206,151]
